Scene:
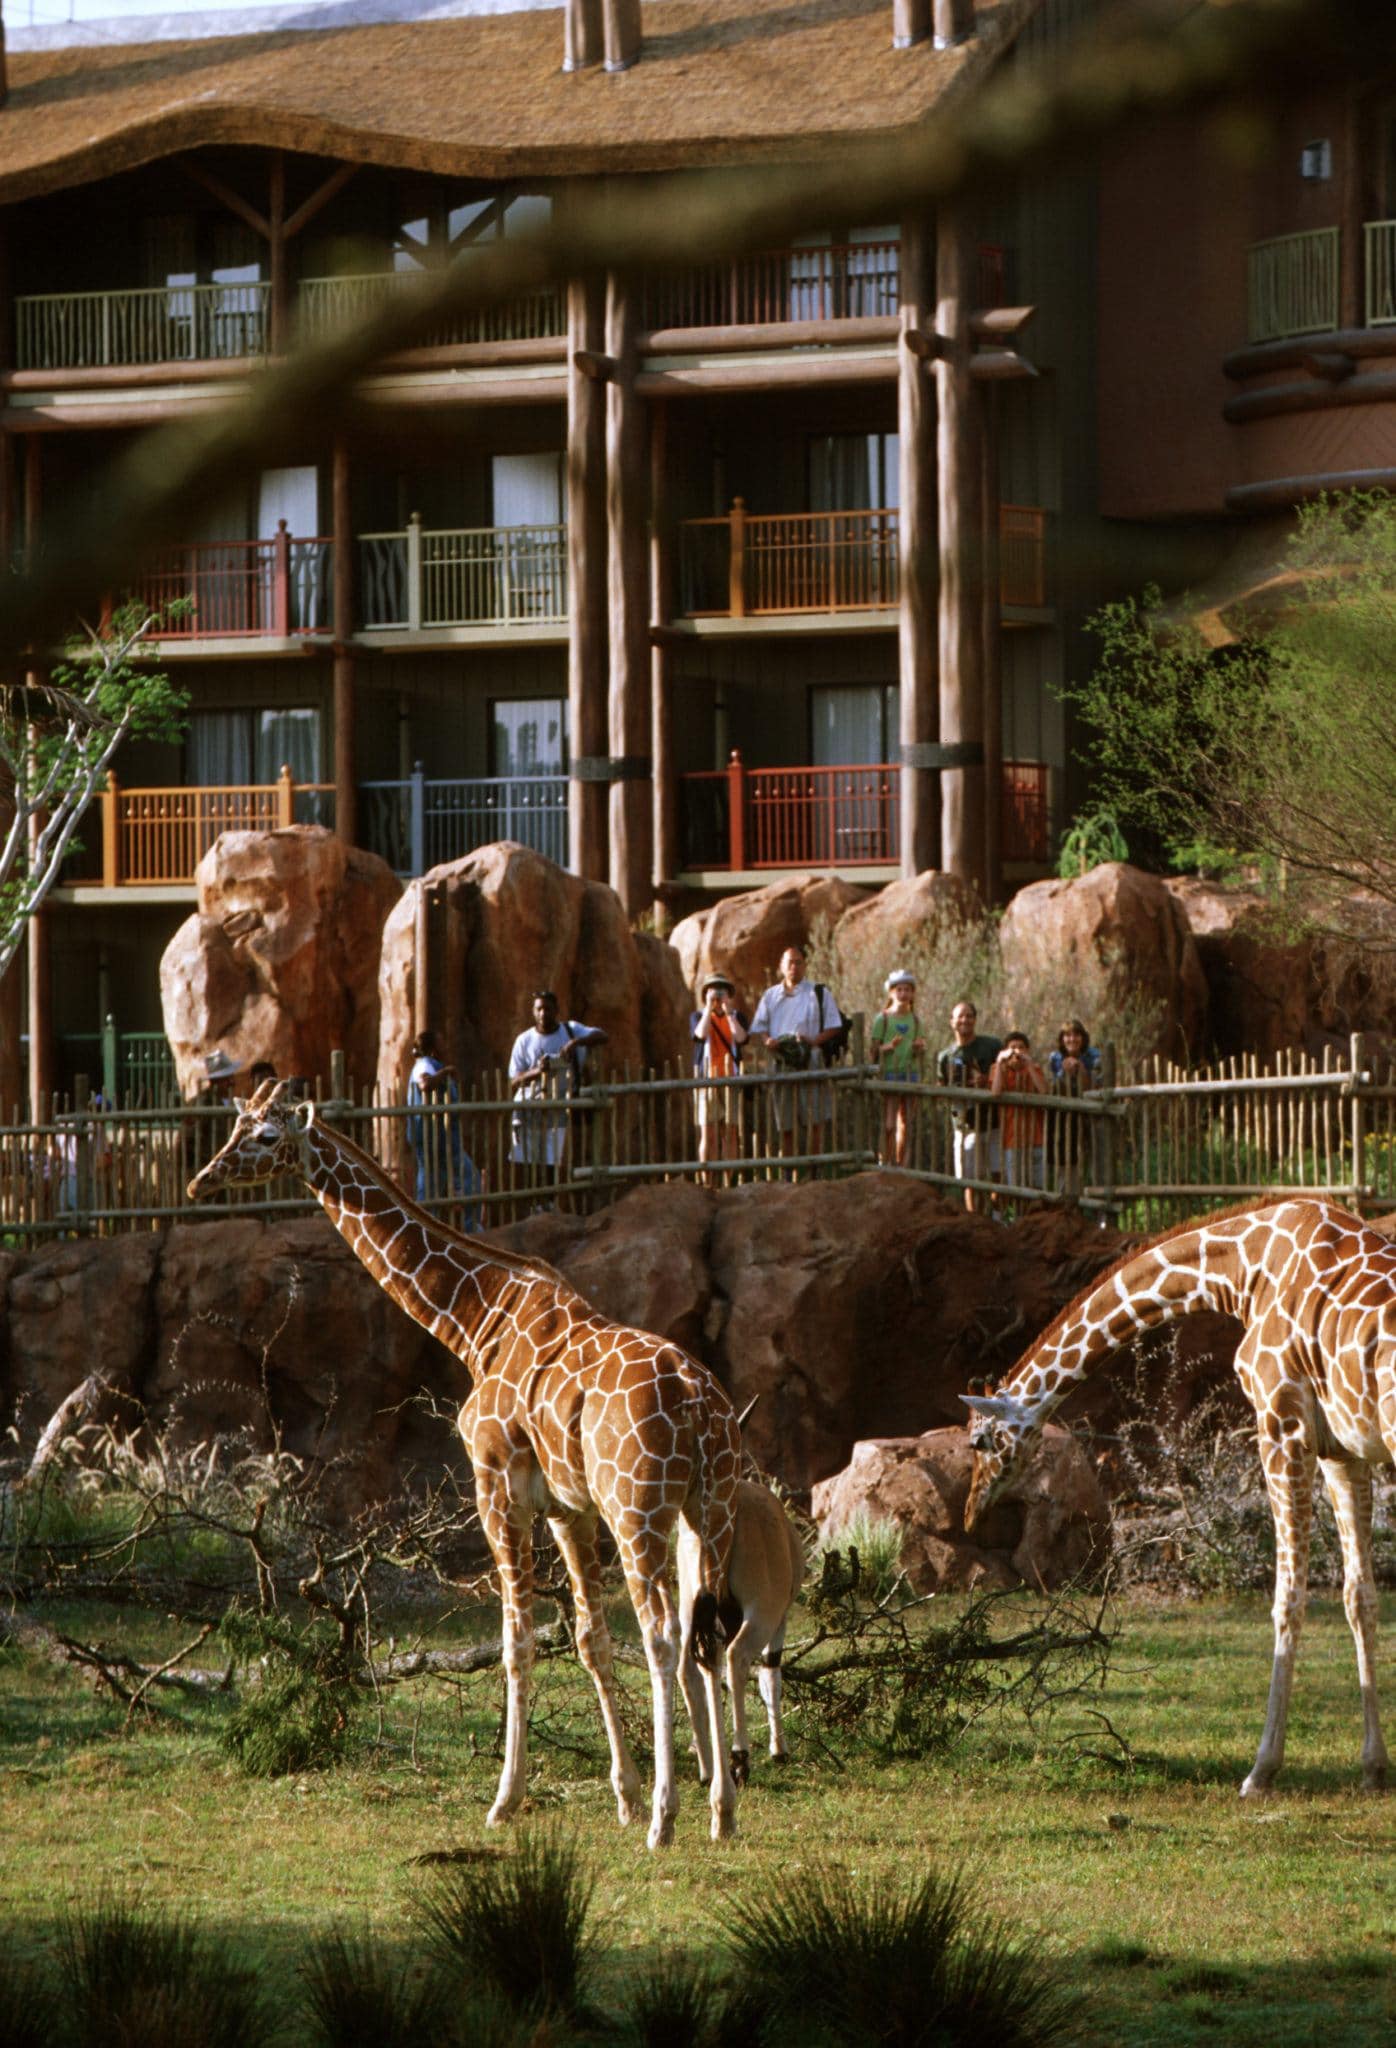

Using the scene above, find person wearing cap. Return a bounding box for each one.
[750,945,846,1174]
[870,969,926,1167]
[690,973,749,1183]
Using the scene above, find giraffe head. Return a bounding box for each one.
[186,1079,312,1202]
[961,1386,1038,1531]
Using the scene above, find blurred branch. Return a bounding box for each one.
[0,0,1383,657]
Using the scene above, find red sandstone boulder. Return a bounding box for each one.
[669,872,870,1011]
[831,871,980,998]
[161,826,400,1097]
[999,863,1208,1064]
[810,1424,1111,1592]
[1163,877,1312,1060]
[374,845,690,1105]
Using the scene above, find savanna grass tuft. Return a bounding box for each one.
[0,1935,60,2048]
[415,1827,596,2022]
[60,1891,273,2048]
[722,1864,1079,2048]
[612,1948,768,2048]
[299,1922,453,2048]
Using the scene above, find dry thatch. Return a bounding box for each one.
[0,0,1039,201]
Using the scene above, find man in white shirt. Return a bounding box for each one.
[750,944,845,1171]
[508,989,608,1181]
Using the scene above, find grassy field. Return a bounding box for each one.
[3,1590,1395,2044]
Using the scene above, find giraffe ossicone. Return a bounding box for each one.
[188,1079,744,1848]
[963,1197,1396,1797]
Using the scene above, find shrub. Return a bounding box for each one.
[415,1829,596,2022]
[60,1892,272,2048]
[722,1864,1078,2048]
[219,1605,358,1777]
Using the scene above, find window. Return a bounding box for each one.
[809,434,900,512]
[187,708,322,788]
[141,214,264,359]
[490,699,568,778]
[810,685,899,766]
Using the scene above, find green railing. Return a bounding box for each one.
[1245,226,1340,343]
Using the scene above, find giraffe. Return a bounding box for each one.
[187,1081,743,1848]
[962,1197,1396,1798]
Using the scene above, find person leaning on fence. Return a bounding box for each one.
[990,1031,1048,1196]
[508,991,608,1189]
[936,1000,1003,1212]
[1048,1016,1101,1202]
[407,1029,482,1226]
[750,944,846,1173]
[691,973,749,1183]
[870,968,926,1168]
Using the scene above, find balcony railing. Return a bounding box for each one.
[359,770,568,875]
[297,273,566,348]
[1366,220,1396,327]
[643,240,901,330]
[359,518,568,630]
[678,504,1048,618]
[680,752,1051,870]
[1245,226,1340,343]
[96,770,334,887]
[123,526,332,639]
[15,281,271,370]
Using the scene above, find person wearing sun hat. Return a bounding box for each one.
[870,968,926,1167]
[691,971,749,1183]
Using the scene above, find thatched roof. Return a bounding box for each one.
[0,0,1040,202]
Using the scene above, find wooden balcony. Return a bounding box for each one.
[678,503,1048,618]
[16,281,270,370]
[296,273,565,349]
[123,527,332,640]
[680,752,1051,871]
[95,770,334,887]
[359,518,567,632]
[643,240,901,331]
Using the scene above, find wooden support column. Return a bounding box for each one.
[605,272,652,916]
[898,215,939,879]
[332,434,357,847]
[893,0,930,47]
[650,402,677,924]
[935,199,986,897]
[980,385,1003,904]
[567,276,609,883]
[269,153,289,355]
[563,0,602,69]
[602,0,641,71]
[933,0,974,44]
[1340,85,1365,331]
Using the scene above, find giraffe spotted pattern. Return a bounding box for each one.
[189,1081,742,1848]
[963,1197,1396,1795]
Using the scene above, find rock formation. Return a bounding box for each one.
[375,843,690,1103]
[810,1425,1111,1592]
[669,872,869,1011]
[999,862,1208,1063]
[160,826,401,1097]
[831,870,979,995]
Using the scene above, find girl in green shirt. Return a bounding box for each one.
[871,969,927,1166]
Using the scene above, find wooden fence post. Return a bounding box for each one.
[1097,1041,1117,1223]
[330,1048,346,1101]
[726,748,746,870]
[272,520,291,636]
[1350,1029,1367,1214]
[102,777,120,888]
[728,498,747,618]
[277,764,294,828]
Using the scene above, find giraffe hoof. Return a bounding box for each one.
[486,1799,519,1829]
[1238,1775,1275,1800]
[1362,1765,1388,1794]
[615,1788,643,1826]
[709,1805,737,1843]
[730,1747,751,1789]
[648,1813,676,1851]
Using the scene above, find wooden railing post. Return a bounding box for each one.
[728,497,747,618]
[1097,1041,1117,1222]
[102,777,120,888]
[406,511,423,632]
[272,519,291,636]
[277,764,294,829]
[1350,1030,1368,1214]
[726,748,746,869]
[409,760,426,876]
[101,1012,118,1106]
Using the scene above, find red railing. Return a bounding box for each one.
[680,752,1051,871]
[122,524,332,638]
[679,504,1047,618]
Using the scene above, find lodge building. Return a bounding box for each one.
[0,0,1383,1102]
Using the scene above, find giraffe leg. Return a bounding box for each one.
[1241,1421,1315,1798]
[546,1511,644,1826]
[724,1616,762,1787]
[674,1527,715,1785]
[1320,1459,1390,1792]
[758,1619,790,1760]
[474,1460,536,1829]
[618,1528,686,1851]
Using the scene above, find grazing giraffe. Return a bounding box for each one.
[963,1197,1396,1796]
[188,1080,742,1848]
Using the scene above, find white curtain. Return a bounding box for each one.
[492,699,567,777]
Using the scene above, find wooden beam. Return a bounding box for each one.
[606,272,652,914]
[283,162,359,242]
[901,327,941,360]
[636,356,895,395]
[642,315,898,354]
[970,303,1036,341]
[332,434,356,849]
[936,197,986,897]
[567,274,608,884]
[573,349,618,382]
[898,213,939,880]
[176,156,270,241]
[268,152,289,357]
[980,384,1003,906]
[969,348,1039,380]
[650,400,677,915]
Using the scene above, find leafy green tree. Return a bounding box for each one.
[0,602,187,977]
[1063,492,1396,929]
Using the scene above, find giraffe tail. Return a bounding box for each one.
[689,1588,725,1673]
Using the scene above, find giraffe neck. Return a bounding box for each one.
[295,1117,562,1370]
[1003,1215,1259,1425]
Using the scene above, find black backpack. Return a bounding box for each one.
[816,984,852,1064]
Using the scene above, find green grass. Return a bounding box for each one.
[1,1593,1394,2045]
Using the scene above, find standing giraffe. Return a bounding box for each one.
[188,1081,742,1848]
[963,1198,1395,1797]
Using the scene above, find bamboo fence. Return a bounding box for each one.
[11,1032,1396,1244]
